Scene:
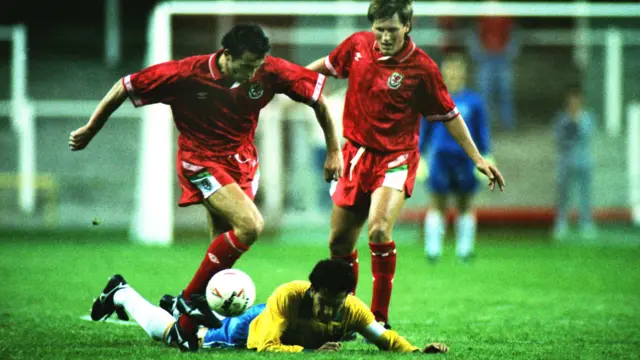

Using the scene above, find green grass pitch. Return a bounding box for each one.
[1,225,639,359]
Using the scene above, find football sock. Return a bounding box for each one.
[425,210,445,257]
[331,250,359,294]
[369,241,397,324]
[456,212,476,257]
[113,287,174,341]
[179,231,248,333]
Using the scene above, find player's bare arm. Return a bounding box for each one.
[444,115,505,191]
[306,57,333,77]
[69,80,128,151]
[311,95,344,181]
[359,320,448,353]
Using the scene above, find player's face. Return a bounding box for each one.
[567,93,582,115]
[310,288,348,323]
[442,59,467,93]
[372,13,410,56]
[226,51,265,83]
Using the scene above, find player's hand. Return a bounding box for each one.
[324,149,343,182]
[423,342,448,354]
[69,125,98,151]
[475,157,505,192]
[315,341,342,352]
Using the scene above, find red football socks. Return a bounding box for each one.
[331,250,359,295]
[369,241,397,324]
[179,231,248,333]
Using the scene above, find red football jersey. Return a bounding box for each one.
[123,50,326,161]
[324,32,458,153]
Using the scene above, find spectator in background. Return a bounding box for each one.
[419,53,492,262]
[468,0,518,130]
[552,84,598,241]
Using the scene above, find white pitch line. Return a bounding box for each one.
[79,315,137,326]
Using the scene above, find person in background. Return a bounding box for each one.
[420,52,492,262]
[552,84,598,240]
[468,0,518,130]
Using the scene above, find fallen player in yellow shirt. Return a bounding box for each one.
[90,259,447,354]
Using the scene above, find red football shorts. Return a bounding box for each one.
[176,146,259,207]
[331,141,419,210]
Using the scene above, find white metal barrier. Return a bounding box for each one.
[628,103,640,227]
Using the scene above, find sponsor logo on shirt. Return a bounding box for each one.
[248,82,264,99]
[387,72,404,90]
[355,52,362,61]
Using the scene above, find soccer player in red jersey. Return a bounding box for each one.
[306,0,505,328]
[69,24,343,351]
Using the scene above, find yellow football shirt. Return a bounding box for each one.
[246,280,419,353]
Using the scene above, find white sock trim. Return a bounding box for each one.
[425,211,445,256]
[456,212,476,257]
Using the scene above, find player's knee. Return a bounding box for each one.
[368,222,391,244]
[235,213,264,245]
[329,236,352,256]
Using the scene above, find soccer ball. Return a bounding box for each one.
[205,269,256,317]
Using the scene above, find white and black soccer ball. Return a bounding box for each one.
[205,269,256,317]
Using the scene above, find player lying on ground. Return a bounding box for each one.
[70,24,343,351]
[90,259,448,354]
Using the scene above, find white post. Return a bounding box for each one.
[336,0,358,39]
[288,108,315,212]
[11,24,35,215]
[605,27,623,137]
[573,0,590,70]
[628,103,640,226]
[131,5,174,245]
[105,0,121,68]
[216,0,234,45]
[257,97,285,226]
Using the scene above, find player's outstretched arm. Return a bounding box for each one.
[306,57,333,77]
[69,79,128,151]
[311,95,343,181]
[360,322,448,354]
[443,115,505,191]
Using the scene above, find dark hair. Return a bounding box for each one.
[367,0,413,31]
[221,24,271,58]
[309,259,356,295]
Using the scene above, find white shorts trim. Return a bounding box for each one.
[189,173,222,199]
[382,169,408,191]
[251,170,260,197]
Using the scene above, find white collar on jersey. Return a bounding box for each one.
[373,40,416,63]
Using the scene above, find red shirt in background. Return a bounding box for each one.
[477,17,514,53]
